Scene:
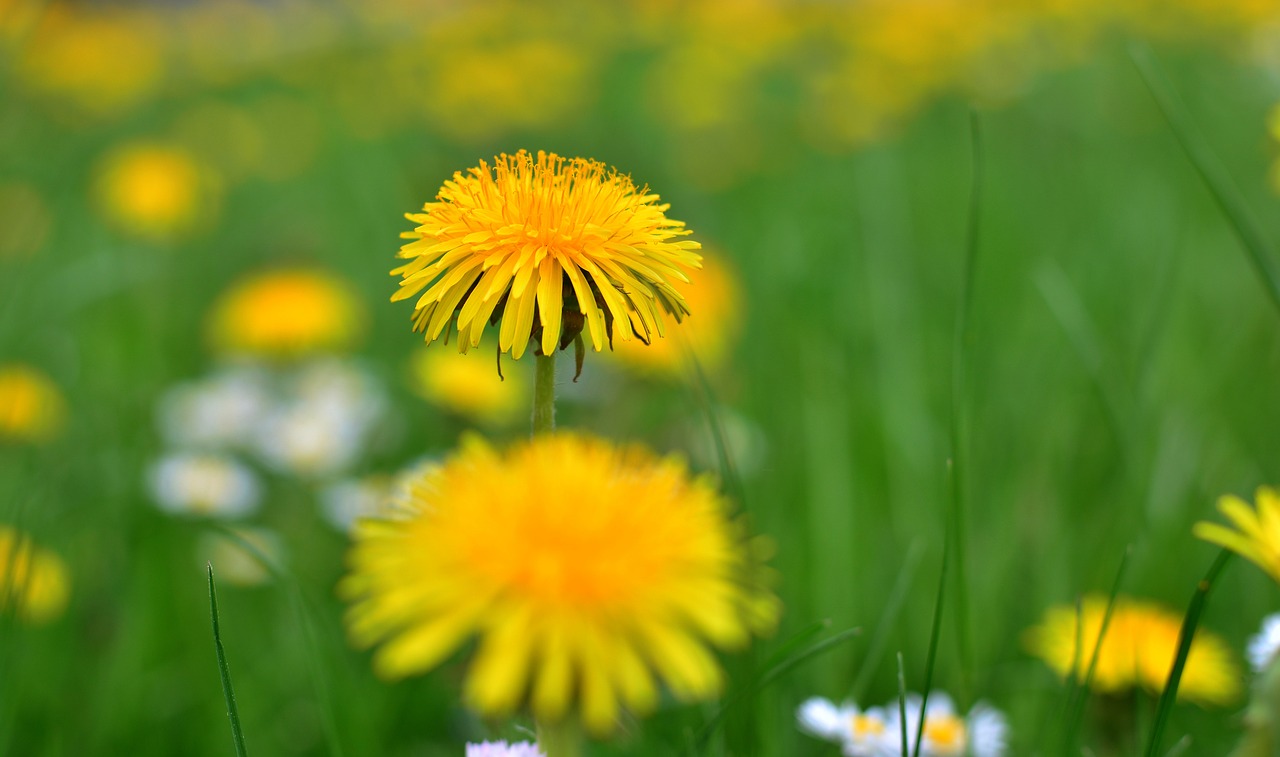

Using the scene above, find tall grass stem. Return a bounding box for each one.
[208,564,249,757]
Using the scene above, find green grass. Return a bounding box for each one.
[2,22,1280,756]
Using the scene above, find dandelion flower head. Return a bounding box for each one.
[94,142,210,240]
[341,432,778,734]
[208,269,364,359]
[0,364,66,443]
[1025,594,1240,706]
[392,150,702,360]
[0,526,70,624]
[1194,486,1280,586]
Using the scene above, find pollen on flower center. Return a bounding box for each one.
[924,716,966,751]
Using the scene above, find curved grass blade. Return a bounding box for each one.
[851,540,924,703]
[1142,549,1233,757]
[1129,40,1280,318]
[911,533,951,757]
[1061,545,1132,756]
[208,564,249,757]
[695,625,861,747]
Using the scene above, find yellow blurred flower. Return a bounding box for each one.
[1026,594,1240,706]
[394,150,702,361]
[0,183,51,260]
[341,433,778,734]
[94,143,214,241]
[1194,487,1280,586]
[208,269,364,359]
[610,252,741,378]
[0,526,70,624]
[409,347,525,424]
[0,364,66,442]
[18,10,164,116]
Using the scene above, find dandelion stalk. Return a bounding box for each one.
[533,352,557,434]
[208,564,249,757]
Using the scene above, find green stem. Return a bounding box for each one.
[533,352,557,434]
[537,718,582,757]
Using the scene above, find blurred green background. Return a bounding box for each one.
[3,0,1280,754]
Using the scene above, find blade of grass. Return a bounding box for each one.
[208,564,249,757]
[947,108,984,698]
[1142,549,1233,757]
[911,531,951,757]
[1129,40,1280,318]
[683,345,746,510]
[210,526,346,757]
[1061,545,1133,756]
[851,539,924,702]
[897,652,910,757]
[695,626,861,746]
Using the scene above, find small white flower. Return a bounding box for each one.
[157,366,271,450]
[1248,613,1280,673]
[149,452,260,518]
[465,741,544,757]
[885,693,1007,757]
[797,697,893,756]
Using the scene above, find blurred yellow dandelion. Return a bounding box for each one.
[208,269,364,359]
[392,150,702,360]
[19,11,164,115]
[0,364,66,442]
[94,143,211,241]
[341,432,778,734]
[1194,486,1280,585]
[1025,594,1240,706]
[409,347,525,424]
[610,251,741,378]
[0,526,70,624]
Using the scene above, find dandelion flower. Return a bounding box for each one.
[392,150,702,360]
[1248,614,1280,674]
[209,269,364,359]
[796,697,891,756]
[148,452,261,519]
[0,526,70,624]
[94,143,211,240]
[341,432,778,734]
[610,252,741,378]
[1194,487,1280,586]
[1025,594,1240,706]
[466,741,545,757]
[410,346,525,424]
[0,364,66,443]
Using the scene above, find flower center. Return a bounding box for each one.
[923,715,967,755]
[851,714,885,739]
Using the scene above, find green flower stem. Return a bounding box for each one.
[537,718,582,757]
[533,352,557,434]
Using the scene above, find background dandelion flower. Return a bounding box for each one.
[340,432,778,734]
[392,149,702,360]
[0,364,66,443]
[0,526,70,624]
[1025,594,1240,706]
[208,268,364,359]
[93,142,212,241]
[409,346,525,424]
[1194,487,1280,585]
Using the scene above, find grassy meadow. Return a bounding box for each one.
[3,2,1280,755]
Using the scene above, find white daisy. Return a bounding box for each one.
[886,693,1008,757]
[465,742,544,757]
[148,452,260,518]
[1248,613,1280,673]
[798,697,893,756]
[156,366,271,450]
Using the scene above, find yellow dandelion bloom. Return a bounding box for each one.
[409,347,525,424]
[610,251,741,378]
[1026,594,1240,706]
[94,143,212,241]
[0,526,70,624]
[0,364,66,442]
[392,150,702,361]
[341,433,778,734]
[208,269,364,359]
[1194,487,1280,585]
